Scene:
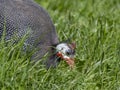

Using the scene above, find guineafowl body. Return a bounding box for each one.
[0,0,59,68]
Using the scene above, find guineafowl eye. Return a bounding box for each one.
[66,50,71,55]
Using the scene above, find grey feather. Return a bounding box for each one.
[0,0,59,68]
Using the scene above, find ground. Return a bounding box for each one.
[0,0,120,90]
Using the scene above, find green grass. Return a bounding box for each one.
[0,0,120,89]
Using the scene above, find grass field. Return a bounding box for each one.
[0,0,120,90]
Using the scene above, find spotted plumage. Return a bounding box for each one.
[0,0,76,68]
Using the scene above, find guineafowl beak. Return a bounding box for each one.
[64,57,75,68]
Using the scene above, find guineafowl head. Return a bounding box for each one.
[46,42,76,69]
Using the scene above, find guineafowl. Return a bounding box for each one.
[0,0,76,68]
